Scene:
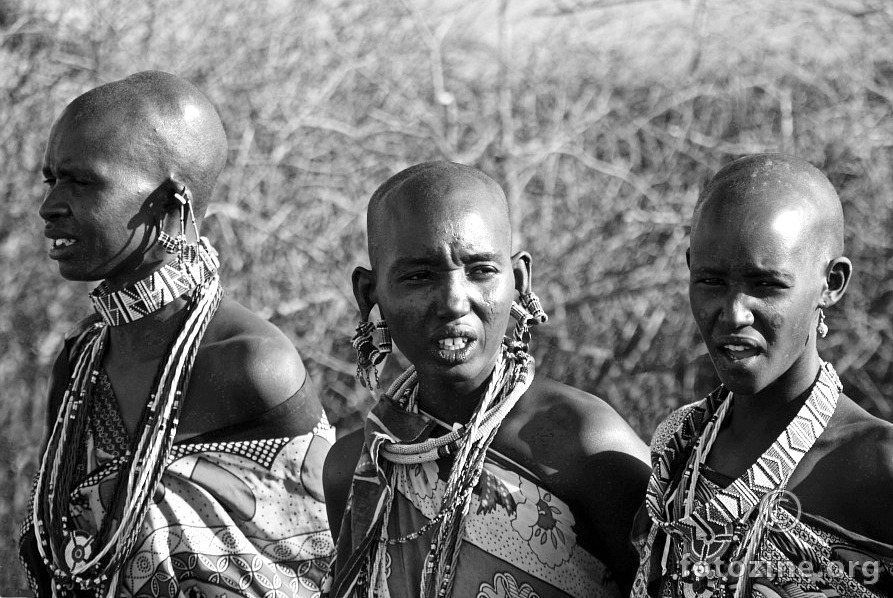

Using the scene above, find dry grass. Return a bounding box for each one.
[2,0,892,591]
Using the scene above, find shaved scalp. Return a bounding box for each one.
[366,161,510,268]
[60,70,227,217]
[693,153,845,259]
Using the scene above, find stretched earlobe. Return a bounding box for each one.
[686,248,692,270]
[822,256,852,307]
[352,266,377,321]
[511,251,533,297]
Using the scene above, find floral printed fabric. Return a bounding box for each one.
[332,408,620,598]
[20,383,336,598]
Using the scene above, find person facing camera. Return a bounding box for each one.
[20,71,334,597]
[323,161,650,598]
[632,154,893,598]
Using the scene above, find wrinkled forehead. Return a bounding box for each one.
[373,174,512,264]
[46,98,160,166]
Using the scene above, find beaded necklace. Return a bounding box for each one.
[646,362,841,598]
[30,238,223,597]
[89,238,219,326]
[361,344,533,598]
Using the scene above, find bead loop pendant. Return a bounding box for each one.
[63,530,94,570]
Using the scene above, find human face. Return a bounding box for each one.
[38,107,162,286]
[372,186,518,395]
[689,199,825,399]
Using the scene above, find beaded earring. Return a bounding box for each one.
[509,291,548,353]
[157,188,199,263]
[352,318,392,391]
[817,308,828,338]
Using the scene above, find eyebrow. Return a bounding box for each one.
[692,266,795,281]
[390,251,504,270]
[43,161,96,178]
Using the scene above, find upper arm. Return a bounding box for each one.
[527,388,650,595]
[237,333,308,410]
[323,429,366,540]
[858,428,893,544]
[42,343,72,452]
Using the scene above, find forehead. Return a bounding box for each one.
[691,185,819,273]
[45,104,153,170]
[375,177,511,267]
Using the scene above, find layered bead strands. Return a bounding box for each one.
[31,240,223,597]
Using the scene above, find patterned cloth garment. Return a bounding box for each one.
[630,366,893,598]
[329,399,621,598]
[20,353,336,598]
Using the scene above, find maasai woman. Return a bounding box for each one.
[632,154,893,598]
[21,71,334,597]
[324,161,651,598]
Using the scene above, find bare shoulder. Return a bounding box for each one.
[178,298,319,439]
[829,396,893,490]
[510,375,649,462]
[199,297,308,410]
[499,376,650,593]
[802,394,893,543]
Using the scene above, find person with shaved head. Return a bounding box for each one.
[323,161,651,598]
[20,71,334,597]
[632,154,893,598]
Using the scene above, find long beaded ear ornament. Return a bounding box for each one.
[509,291,549,353]
[352,319,392,391]
[817,308,828,338]
[157,189,200,263]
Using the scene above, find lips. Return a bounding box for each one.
[46,232,79,259]
[714,337,762,361]
[432,327,478,364]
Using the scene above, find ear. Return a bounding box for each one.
[352,266,377,321]
[686,247,691,270]
[511,250,532,296]
[821,256,852,308]
[147,177,189,226]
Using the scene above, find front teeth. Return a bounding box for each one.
[438,337,469,350]
[53,238,76,248]
[726,344,748,352]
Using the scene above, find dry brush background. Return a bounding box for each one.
[2,0,893,591]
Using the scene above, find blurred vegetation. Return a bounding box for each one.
[2,0,893,591]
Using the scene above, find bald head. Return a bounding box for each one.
[58,71,227,217]
[366,161,510,269]
[693,153,844,259]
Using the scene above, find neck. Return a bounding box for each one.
[105,299,190,362]
[417,375,492,426]
[726,350,822,435]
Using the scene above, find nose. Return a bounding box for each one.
[719,291,755,329]
[39,188,69,222]
[436,270,472,320]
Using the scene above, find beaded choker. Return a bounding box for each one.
[30,239,223,596]
[89,238,219,326]
[645,362,841,598]
[361,343,534,598]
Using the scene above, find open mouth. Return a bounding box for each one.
[717,343,761,361]
[432,329,477,365]
[48,237,78,259]
[437,337,470,351]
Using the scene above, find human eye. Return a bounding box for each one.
[468,264,499,280]
[695,277,724,286]
[401,270,433,283]
[753,279,789,293]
